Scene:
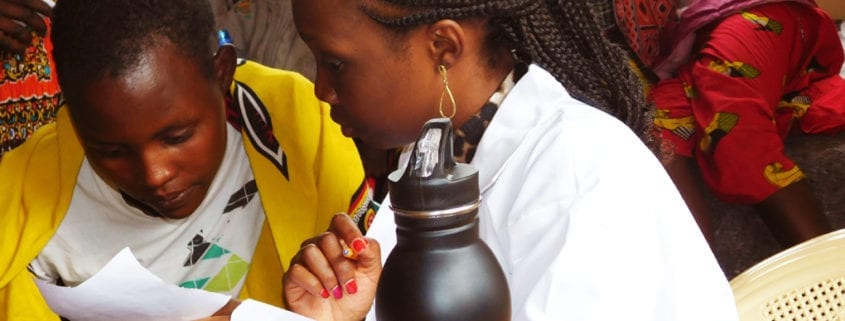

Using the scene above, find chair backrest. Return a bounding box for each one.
[730,229,845,321]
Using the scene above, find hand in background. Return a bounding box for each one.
[0,0,51,54]
[284,214,382,321]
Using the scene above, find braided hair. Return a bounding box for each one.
[361,0,652,137]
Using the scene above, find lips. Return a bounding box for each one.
[330,108,356,137]
[150,187,192,212]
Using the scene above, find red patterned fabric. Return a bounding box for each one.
[613,0,679,67]
[650,2,845,204]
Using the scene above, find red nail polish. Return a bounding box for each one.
[345,279,358,294]
[332,285,343,299]
[352,238,367,252]
[320,288,330,299]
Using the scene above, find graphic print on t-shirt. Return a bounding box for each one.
[179,179,258,293]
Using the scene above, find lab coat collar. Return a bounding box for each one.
[471,64,571,194]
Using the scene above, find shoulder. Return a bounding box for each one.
[516,70,652,170]
[233,59,315,93]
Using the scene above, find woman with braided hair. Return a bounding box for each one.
[283,1,739,320]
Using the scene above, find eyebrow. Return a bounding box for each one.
[83,119,198,146]
[152,121,197,139]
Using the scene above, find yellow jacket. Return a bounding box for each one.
[0,61,367,320]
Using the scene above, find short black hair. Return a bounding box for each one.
[52,0,216,104]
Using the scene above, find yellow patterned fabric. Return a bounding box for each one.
[0,61,366,319]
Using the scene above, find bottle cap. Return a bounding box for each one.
[388,118,479,217]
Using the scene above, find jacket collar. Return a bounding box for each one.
[471,64,570,194]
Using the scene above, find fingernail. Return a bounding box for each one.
[352,238,367,252]
[345,279,358,294]
[320,288,330,299]
[332,285,343,299]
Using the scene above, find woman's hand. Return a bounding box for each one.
[0,0,51,54]
[284,214,382,321]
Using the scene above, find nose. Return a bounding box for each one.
[314,71,339,105]
[138,148,176,190]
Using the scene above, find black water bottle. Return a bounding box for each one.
[375,118,511,321]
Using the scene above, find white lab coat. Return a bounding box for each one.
[367,65,739,321]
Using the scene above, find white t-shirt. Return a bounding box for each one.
[30,124,265,297]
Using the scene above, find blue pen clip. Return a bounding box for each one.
[217,29,233,47]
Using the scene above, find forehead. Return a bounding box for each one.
[293,0,375,42]
[69,44,216,138]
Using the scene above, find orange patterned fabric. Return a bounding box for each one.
[0,19,60,156]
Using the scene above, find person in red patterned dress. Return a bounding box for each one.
[649,0,845,246]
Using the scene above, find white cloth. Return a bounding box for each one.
[839,21,845,78]
[367,65,739,321]
[30,124,265,298]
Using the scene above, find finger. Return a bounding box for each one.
[328,213,368,253]
[0,1,47,35]
[299,242,339,298]
[0,17,33,46]
[355,237,382,276]
[316,232,359,297]
[328,213,382,279]
[284,258,331,300]
[15,0,52,17]
[0,30,28,54]
[298,234,323,248]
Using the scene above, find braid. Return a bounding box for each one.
[363,0,653,138]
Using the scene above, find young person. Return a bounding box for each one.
[282,1,740,320]
[0,0,374,319]
[650,0,845,246]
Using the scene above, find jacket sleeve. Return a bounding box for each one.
[0,118,72,320]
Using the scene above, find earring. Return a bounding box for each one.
[438,65,457,119]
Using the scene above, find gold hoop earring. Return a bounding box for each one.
[438,65,457,119]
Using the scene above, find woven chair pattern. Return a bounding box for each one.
[763,277,845,321]
[731,229,845,321]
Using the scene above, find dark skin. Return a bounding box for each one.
[663,155,714,244]
[0,0,51,54]
[286,0,515,320]
[754,179,831,246]
[666,153,831,247]
[293,0,512,150]
[66,41,241,317]
[68,41,237,220]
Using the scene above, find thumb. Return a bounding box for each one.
[355,238,382,276]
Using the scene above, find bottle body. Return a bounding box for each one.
[377,118,510,320]
[376,214,511,321]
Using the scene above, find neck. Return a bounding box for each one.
[450,60,515,130]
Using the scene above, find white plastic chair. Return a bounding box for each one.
[730,228,845,321]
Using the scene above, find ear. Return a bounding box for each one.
[213,44,237,94]
[424,19,465,69]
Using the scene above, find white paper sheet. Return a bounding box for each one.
[35,247,231,321]
[231,299,314,321]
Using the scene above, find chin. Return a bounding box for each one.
[159,209,196,220]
